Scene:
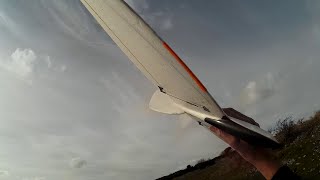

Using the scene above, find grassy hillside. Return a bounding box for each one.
[157,111,320,180]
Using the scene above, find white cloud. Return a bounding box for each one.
[161,17,173,30]
[70,157,87,169]
[0,48,37,79]
[0,170,9,177]
[60,65,67,72]
[0,48,67,82]
[45,56,52,68]
[240,72,276,106]
[243,81,258,104]
[22,177,45,180]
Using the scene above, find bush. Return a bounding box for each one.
[273,117,299,144]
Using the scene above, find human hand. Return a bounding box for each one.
[209,126,282,180]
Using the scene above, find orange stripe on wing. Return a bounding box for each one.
[163,42,207,93]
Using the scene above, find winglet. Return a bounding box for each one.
[149,90,185,115]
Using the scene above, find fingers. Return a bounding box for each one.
[209,126,256,161]
[209,126,240,149]
[209,126,221,136]
[209,125,280,173]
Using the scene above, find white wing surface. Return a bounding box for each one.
[80,0,224,119]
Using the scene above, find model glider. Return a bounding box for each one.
[81,0,281,148]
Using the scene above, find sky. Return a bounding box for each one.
[0,0,320,179]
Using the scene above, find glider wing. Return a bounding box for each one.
[81,0,281,148]
[80,0,224,120]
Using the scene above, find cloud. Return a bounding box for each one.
[44,56,52,68]
[0,48,67,82]
[59,65,67,72]
[70,157,87,169]
[22,177,45,180]
[236,57,320,127]
[0,170,9,177]
[160,16,173,30]
[240,72,276,107]
[0,48,37,79]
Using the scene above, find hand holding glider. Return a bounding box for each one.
[210,126,288,180]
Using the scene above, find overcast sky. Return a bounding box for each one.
[0,0,320,179]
